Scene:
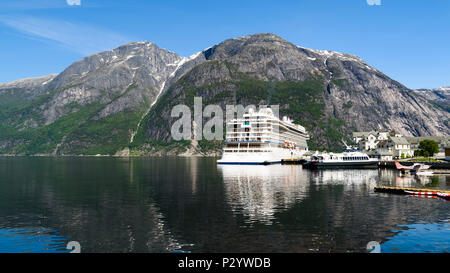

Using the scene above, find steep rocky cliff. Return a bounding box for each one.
[1,33,449,155]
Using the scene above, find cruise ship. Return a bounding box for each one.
[217,107,309,165]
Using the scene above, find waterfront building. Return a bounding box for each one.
[367,149,393,161]
[352,129,450,159]
[352,131,389,150]
[376,137,413,158]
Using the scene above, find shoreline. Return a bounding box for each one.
[0,154,220,158]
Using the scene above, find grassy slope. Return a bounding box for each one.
[0,86,147,155]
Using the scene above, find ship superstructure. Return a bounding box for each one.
[217,107,309,165]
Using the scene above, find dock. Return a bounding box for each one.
[374,186,450,199]
[281,158,307,165]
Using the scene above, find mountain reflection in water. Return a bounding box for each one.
[0,157,448,253]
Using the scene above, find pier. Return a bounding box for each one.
[281,158,306,165]
[374,186,450,199]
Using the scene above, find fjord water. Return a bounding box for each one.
[0,157,448,253]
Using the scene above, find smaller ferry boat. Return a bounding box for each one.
[305,149,378,168]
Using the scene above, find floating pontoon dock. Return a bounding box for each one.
[281,158,307,164]
[374,186,450,199]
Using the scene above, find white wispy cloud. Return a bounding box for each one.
[66,0,81,6]
[0,16,132,55]
[366,0,381,6]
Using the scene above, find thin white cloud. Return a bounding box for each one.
[0,16,132,56]
[66,0,81,6]
[366,0,381,6]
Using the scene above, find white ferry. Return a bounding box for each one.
[305,149,378,168]
[217,107,309,165]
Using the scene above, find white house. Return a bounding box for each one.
[352,130,390,151]
[377,137,413,158]
[352,130,449,159]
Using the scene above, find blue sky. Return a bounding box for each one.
[0,0,449,89]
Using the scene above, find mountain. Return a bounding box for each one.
[1,33,449,155]
[131,33,450,154]
[0,42,187,155]
[413,87,450,112]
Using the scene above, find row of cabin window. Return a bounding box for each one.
[342,157,368,161]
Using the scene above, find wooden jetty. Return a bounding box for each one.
[374,186,450,199]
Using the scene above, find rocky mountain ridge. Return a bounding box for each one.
[0,41,190,154]
[132,34,449,153]
[1,33,448,155]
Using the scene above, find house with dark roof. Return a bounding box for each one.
[367,149,393,161]
[377,136,413,158]
[352,130,449,159]
[352,130,389,150]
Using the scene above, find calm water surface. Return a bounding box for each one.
[0,157,449,253]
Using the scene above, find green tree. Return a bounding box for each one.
[414,149,422,157]
[418,139,440,157]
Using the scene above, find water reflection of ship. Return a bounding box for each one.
[219,166,382,225]
[309,169,379,186]
[218,165,309,224]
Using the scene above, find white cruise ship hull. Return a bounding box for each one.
[217,147,303,165]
